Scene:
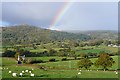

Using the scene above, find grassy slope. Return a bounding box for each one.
[2,56,119,78]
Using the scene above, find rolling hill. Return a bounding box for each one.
[65,30,118,40]
[2,24,91,46]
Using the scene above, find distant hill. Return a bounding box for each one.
[65,30,118,40]
[2,24,91,45]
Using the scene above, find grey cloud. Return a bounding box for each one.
[2,2,64,27]
[1,2,118,30]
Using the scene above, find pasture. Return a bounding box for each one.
[1,44,119,79]
[1,56,119,78]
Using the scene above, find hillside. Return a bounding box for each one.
[65,30,118,40]
[2,25,91,46]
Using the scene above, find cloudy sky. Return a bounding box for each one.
[1,2,118,31]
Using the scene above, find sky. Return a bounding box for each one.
[1,2,118,31]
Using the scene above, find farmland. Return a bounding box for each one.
[1,40,119,79]
[1,25,119,79]
[1,56,119,78]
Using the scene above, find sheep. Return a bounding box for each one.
[115,72,118,75]
[19,73,23,77]
[22,71,24,73]
[78,72,81,74]
[9,71,12,73]
[12,73,17,77]
[29,71,31,73]
[30,73,35,77]
[25,70,28,72]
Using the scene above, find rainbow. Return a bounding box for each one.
[48,2,73,31]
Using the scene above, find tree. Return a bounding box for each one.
[68,50,77,59]
[32,43,37,49]
[94,53,115,70]
[49,49,57,56]
[77,58,93,69]
[3,50,16,57]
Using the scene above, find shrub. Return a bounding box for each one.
[3,50,16,57]
[61,58,67,61]
[49,49,57,56]
[29,59,44,64]
[49,58,56,62]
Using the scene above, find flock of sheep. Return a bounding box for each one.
[1,67,35,77]
[1,67,119,78]
[9,69,35,77]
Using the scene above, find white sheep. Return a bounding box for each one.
[12,73,17,77]
[19,73,23,76]
[22,71,24,73]
[29,71,31,73]
[78,72,81,75]
[25,70,28,72]
[30,73,35,77]
[9,71,12,73]
[115,72,118,75]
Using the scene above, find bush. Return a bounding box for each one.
[49,58,56,62]
[49,49,57,56]
[29,59,44,64]
[61,58,67,61]
[109,53,115,56]
[3,50,16,57]
[77,58,93,69]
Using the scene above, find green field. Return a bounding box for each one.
[1,56,119,78]
[1,44,119,79]
[75,49,110,55]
